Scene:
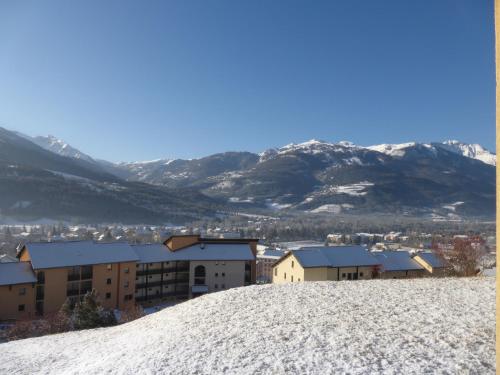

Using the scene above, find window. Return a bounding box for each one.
[221,261,225,266]
[136,264,139,268]
[298,278,301,282]
[291,261,294,268]
[124,281,129,288]
[215,261,219,265]
[214,284,218,289]
[19,288,26,296]
[18,304,25,312]
[194,265,206,285]
[106,264,112,271]
[124,268,129,274]
[37,271,45,284]
[274,268,278,276]
[165,273,169,277]
[215,272,219,277]
[105,292,111,299]
[291,276,294,282]
[284,273,287,280]
[221,284,225,289]
[342,273,346,278]
[360,272,364,277]
[106,278,112,285]
[222,272,225,277]
[148,275,152,279]
[124,294,133,301]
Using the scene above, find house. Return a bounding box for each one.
[17,241,139,316]
[272,246,381,283]
[373,251,426,279]
[0,262,37,320]
[256,249,284,283]
[412,252,447,276]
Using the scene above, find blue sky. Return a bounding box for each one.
[0,0,494,162]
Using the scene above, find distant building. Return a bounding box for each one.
[272,246,381,283]
[412,252,447,276]
[256,249,284,283]
[373,251,426,279]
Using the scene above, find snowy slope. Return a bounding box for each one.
[440,140,496,166]
[30,135,96,163]
[0,278,494,375]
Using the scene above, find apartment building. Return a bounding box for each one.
[17,241,139,316]
[0,262,37,320]
[133,235,257,305]
[0,235,257,321]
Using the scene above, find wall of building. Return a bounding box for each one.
[189,260,246,297]
[380,269,426,279]
[272,254,305,284]
[40,268,68,315]
[92,262,136,310]
[0,283,35,321]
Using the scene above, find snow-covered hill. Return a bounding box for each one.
[0,278,494,374]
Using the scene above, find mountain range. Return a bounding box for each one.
[1,128,495,223]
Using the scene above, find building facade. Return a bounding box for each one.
[0,236,257,321]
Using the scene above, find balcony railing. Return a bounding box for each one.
[136,277,189,289]
[136,267,189,276]
[135,289,189,302]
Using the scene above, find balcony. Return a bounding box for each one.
[136,277,189,289]
[136,267,190,277]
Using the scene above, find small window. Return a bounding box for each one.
[149,263,153,266]
[105,292,111,299]
[124,294,133,301]
[124,281,129,288]
[148,275,152,279]
[106,264,112,271]
[221,284,225,289]
[215,273,219,277]
[106,278,112,285]
[19,288,26,296]
[291,275,294,282]
[165,273,169,277]
[291,261,294,268]
[284,273,287,280]
[221,261,225,266]
[274,268,278,276]
[214,284,218,289]
[136,264,139,268]
[135,277,138,281]
[360,272,364,277]
[18,304,25,311]
[166,262,170,265]
[342,273,346,278]
[222,272,225,277]
[298,278,301,282]
[124,268,129,274]
[215,261,219,266]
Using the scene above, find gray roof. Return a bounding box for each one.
[415,252,446,268]
[133,243,255,264]
[293,246,380,268]
[373,251,424,271]
[0,262,37,286]
[25,241,139,269]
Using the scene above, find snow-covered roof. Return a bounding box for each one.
[0,254,18,263]
[257,250,285,259]
[373,251,424,272]
[414,252,446,268]
[132,243,255,264]
[25,241,139,269]
[293,246,380,268]
[0,262,37,286]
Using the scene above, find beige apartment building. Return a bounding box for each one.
[0,236,257,321]
[133,235,257,305]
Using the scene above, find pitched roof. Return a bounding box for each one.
[24,241,139,269]
[132,242,255,264]
[0,262,37,286]
[373,251,424,272]
[292,246,380,268]
[415,252,446,268]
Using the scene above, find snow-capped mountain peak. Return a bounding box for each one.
[30,134,96,163]
[440,140,496,166]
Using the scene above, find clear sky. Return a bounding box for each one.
[0,0,494,162]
